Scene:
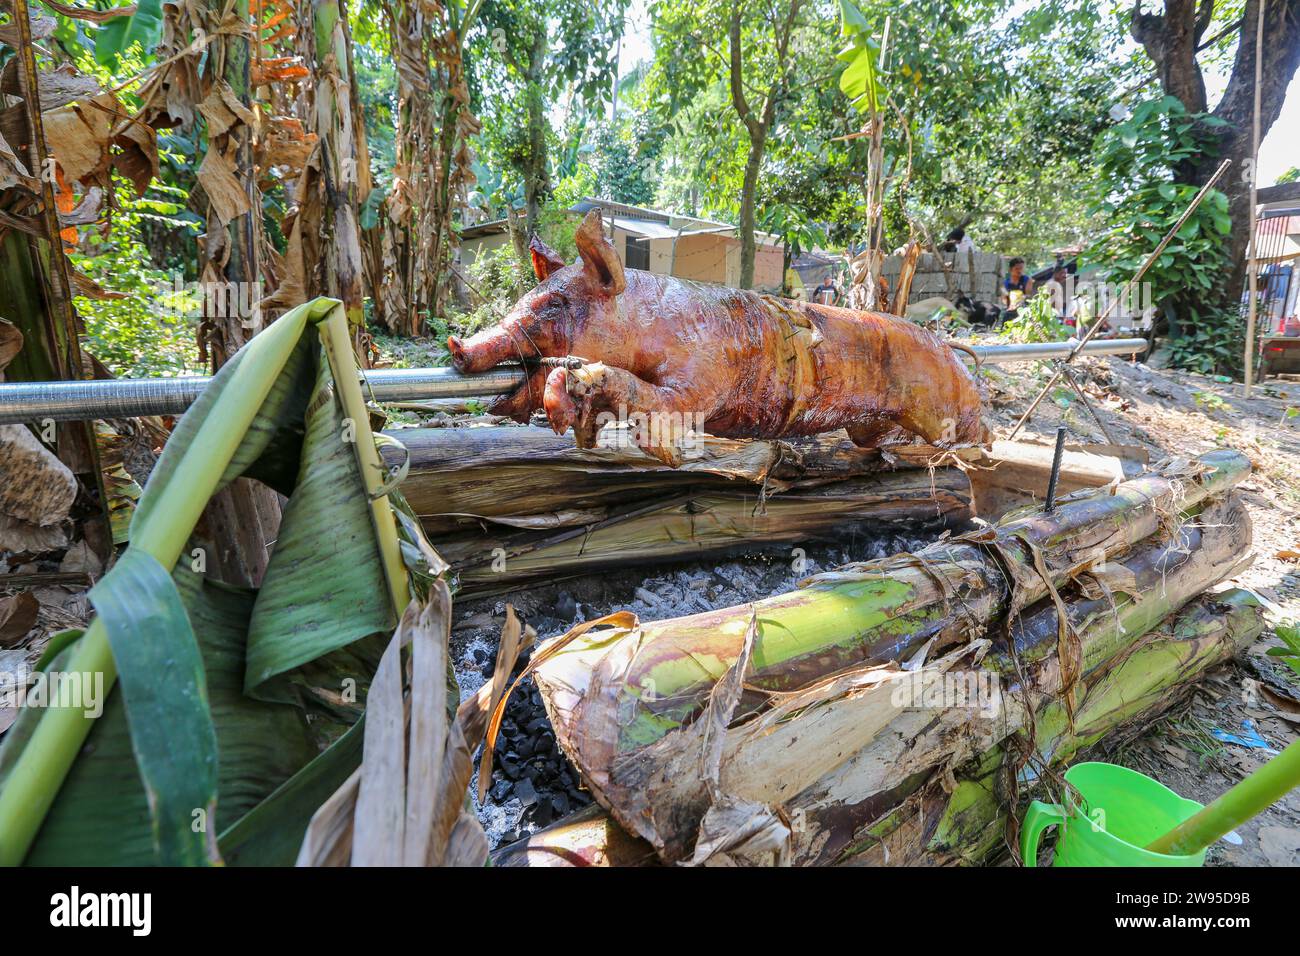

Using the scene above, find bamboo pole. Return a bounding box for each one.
[1145,737,1300,856]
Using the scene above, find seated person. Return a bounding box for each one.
[1001,257,1034,314]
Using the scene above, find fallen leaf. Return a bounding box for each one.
[0,591,39,646]
[1260,684,1300,724]
[59,539,102,577]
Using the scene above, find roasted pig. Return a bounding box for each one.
[449,210,987,464]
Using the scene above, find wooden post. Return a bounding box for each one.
[1243,0,1265,396]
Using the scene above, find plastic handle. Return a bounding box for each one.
[1021,800,1067,867]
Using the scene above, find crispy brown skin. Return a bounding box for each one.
[448,211,986,462]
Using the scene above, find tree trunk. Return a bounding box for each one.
[191,0,284,584]
[383,0,438,335]
[1134,0,1300,317]
[523,39,549,238]
[738,133,764,289]
[307,0,368,361]
[200,0,265,369]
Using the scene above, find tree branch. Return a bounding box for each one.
[728,7,761,137]
[1213,0,1300,134]
[1193,0,1214,42]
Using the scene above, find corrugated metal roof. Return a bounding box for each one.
[610,216,734,240]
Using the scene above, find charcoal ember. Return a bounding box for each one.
[554,591,577,621]
[533,799,554,827]
[489,779,513,803]
[513,778,538,808]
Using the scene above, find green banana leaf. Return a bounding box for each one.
[244,342,395,695]
[91,550,220,866]
[0,299,411,866]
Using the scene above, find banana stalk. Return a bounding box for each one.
[530,451,1250,861]
[498,587,1262,867]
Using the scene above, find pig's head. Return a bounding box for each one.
[446,209,626,374]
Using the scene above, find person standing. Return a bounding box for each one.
[1040,265,1076,324]
[812,272,838,305]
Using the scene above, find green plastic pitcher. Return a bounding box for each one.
[1021,762,1207,867]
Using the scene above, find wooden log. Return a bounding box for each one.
[437,469,972,596]
[389,425,908,536]
[530,452,1251,861]
[759,495,1252,867]
[848,587,1265,867]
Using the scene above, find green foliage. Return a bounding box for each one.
[584,114,661,207]
[351,40,398,192]
[1268,623,1300,682]
[837,0,886,115]
[1085,96,1237,375]
[1167,310,1245,377]
[448,244,528,337]
[70,181,202,378]
[469,0,629,216]
[94,0,164,68]
[1001,289,1067,343]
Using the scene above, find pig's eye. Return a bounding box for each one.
[544,291,570,318]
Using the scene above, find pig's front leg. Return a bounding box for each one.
[542,363,706,466]
[485,365,550,423]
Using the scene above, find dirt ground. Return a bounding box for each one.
[981,353,1300,866]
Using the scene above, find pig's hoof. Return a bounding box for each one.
[543,368,578,435]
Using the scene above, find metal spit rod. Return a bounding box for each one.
[0,337,1146,426]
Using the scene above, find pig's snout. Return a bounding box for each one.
[447,334,469,370]
[446,324,531,373]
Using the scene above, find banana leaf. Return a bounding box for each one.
[0,298,417,866]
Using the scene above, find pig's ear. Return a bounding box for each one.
[529,234,566,283]
[574,209,626,296]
